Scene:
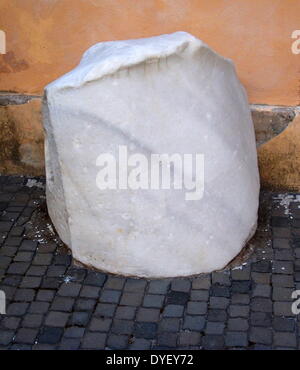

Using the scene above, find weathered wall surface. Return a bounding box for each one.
[0,0,299,105]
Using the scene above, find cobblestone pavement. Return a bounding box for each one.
[0,175,300,350]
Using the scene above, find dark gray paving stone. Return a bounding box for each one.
[192,276,211,290]
[136,308,160,322]
[157,332,177,347]
[129,338,151,350]
[22,314,43,328]
[158,318,180,332]
[111,319,134,335]
[166,291,190,305]
[229,305,250,318]
[134,322,157,339]
[68,312,90,327]
[50,297,74,312]
[74,298,96,311]
[107,334,128,349]
[120,292,143,306]
[225,332,248,347]
[209,297,229,309]
[251,298,272,313]
[89,317,112,332]
[124,279,147,293]
[104,276,125,290]
[0,330,14,345]
[45,311,69,327]
[115,306,136,320]
[183,315,205,331]
[274,332,297,348]
[227,318,249,331]
[57,283,82,297]
[81,332,106,349]
[249,327,272,345]
[202,335,224,350]
[187,301,207,315]
[143,294,165,308]
[95,303,116,317]
[205,322,225,335]
[64,326,85,338]
[250,312,272,327]
[148,280,170,294]
[59,338,81,350]
[38,327,63,344]
[190,290,209,301]
[83,272,107,287]
[273,317,295,332]
[171,279,191,292]
[162,304,184,318]
[14,328,38,344]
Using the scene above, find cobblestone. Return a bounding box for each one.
[0,178,299,349]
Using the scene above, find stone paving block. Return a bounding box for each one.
[272,287,293,301]
[157,332,177,347]
[15,328,38,344]
[120,292,143,306]
[273,317,295,332]
[192,276,211,290]
[148,280,170,294]
[26,266,47,276]
[115,306,136,320]
[229,305,250,318]
[178,331,201,346]
[1,317,21,330]
[14,252,34,262]
[0,331,14,345]
[202,335,224,350]
[111,319,134,335]
[7,262,30,275]
[64,326,85,338]
[227,318,249,331]
[251,272,271,284]
[250,312,272,327]
[252,260,272,273]
[46,265,66,277]
[272,261,293,274]
[249,327,272,345]
[274,332,297,348]
[183,315,205,331]
[162,304,184,318]
[107,334,128,349]
[134,322,157,339]
[45,311,69,327]
[89,317,112,332]
[231,266,251,281]
[136,308,160,322]
[275,250,294,261]
[251,298,272,313]
[212,271,231,286]
[209,297,229,309]
[252,284,271,298]
[80,285,101,299]
[59,338,81,350]
[143,294,165,308]
[36,289,55,302]
[95,303,116,317]
[19,240,38,252]
[158,318,180,332]
[51,297,74,312]
[75,298,96,311]
[32,254,53,266]
[81,332,106,349]
[104,276,125,290]
[68,312,90,327]
[57,283,82,297]
[272,274,294,287]
[210,284,230,298]
[14,288,35,302]
[171,279,191,292]
[166,291,190,305]
[129,338,152,350]
[41,277,61,290]
[22,314,43,329]
[273,302,294,316]
[225,332,248,347]
[7,302,29,316]
[205,322,225,335]
[20,276,41,289]
[38,327,64,344]
[124,279,147,293]
[187,301,207,315]
[231,281,251,294]
[190,290,209,301]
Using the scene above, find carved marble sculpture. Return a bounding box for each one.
[43,31,260,278]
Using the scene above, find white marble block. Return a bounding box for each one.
[43,31,260,278]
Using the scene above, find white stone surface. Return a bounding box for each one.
[43,31,260,278]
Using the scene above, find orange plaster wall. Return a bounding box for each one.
[0,0,299,105]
